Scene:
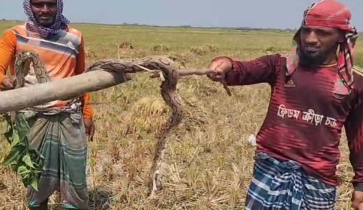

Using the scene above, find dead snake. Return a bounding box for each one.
[13,52,231,197]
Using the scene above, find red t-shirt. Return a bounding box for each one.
[224,54,363,190]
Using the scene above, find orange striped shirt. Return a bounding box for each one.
[0,25,93,119]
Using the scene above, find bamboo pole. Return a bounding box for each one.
[0,70,127,113]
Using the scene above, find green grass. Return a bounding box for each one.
[355,53,363,67]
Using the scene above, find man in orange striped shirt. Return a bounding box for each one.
[0,0,95,209]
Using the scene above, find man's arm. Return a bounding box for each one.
[208,54,282,86]
[0,30,17,90]
[345,92,363,209]
[345,98,363,192]
[75,35,94,119]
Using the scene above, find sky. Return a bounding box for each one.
[0,0,363,30]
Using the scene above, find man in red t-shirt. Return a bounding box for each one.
[208,0,363,209]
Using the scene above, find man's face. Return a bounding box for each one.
[299,26,342,66]
[30,0,57,27]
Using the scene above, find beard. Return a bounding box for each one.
[298,48,329,67]
[298,45,338,68]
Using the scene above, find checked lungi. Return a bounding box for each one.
[245,153,337,210]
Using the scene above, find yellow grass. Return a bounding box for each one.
[0,20,362,209]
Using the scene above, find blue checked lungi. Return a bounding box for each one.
[245,153,337,210]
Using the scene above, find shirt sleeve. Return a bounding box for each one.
[345,90,363,191]
[0,30,17,86]
[222,54,282,86]
[75,35,94,119]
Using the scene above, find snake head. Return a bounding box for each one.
[16,51,33,64]
[14,51,42,88]
[15,51,40,75]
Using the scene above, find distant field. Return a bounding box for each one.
[0,20,361,209]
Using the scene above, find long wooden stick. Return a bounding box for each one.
[0,67,230,114]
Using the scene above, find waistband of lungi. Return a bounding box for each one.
[255,152,301,171]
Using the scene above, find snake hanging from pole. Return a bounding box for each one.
[10,52,51,122]
[12,51,231,198]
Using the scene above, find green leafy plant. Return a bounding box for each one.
[1,114,44,191]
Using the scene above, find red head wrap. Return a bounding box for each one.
[286,0,358,95]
